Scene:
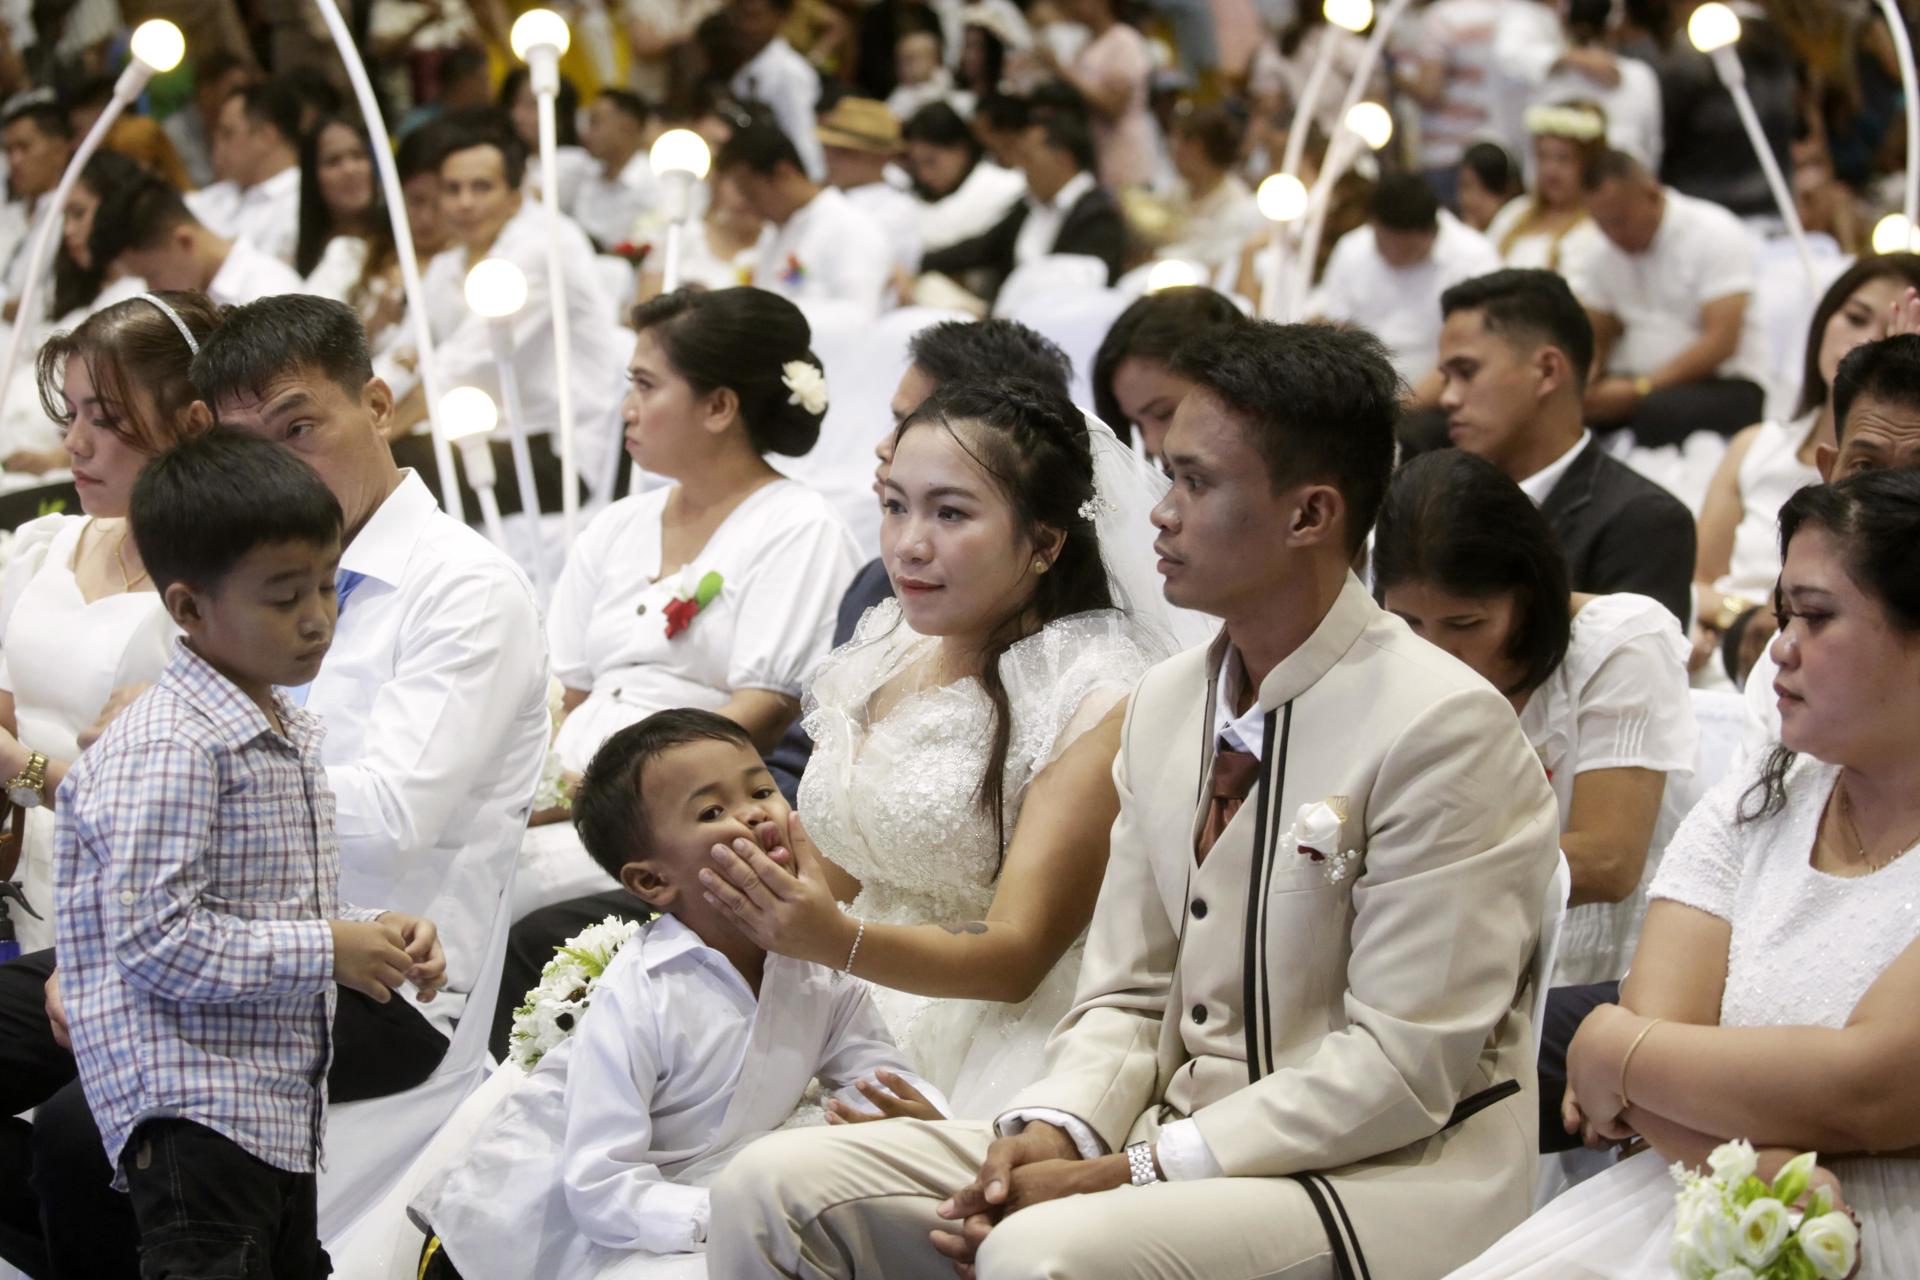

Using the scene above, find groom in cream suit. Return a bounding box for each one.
[708,323,1559,1279]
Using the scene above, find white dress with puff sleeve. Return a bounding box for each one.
[1447,755,1920,1278]
[797,598,1165,1119]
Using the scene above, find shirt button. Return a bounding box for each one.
[634,603,647,616]
[1191,1004,1207,1025]
[119,891,135,906]
[1190,898,1208,919]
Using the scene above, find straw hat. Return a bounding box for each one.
[816,97,903,155]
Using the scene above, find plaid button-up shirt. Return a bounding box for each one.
[53,641,382,1184]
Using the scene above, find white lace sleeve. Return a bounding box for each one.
[1000,609,1163,787]
[1646,757,1764,923]
[800,598,915,736]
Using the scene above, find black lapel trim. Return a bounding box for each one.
[1241,707,1280,1080]
[1289,1174,1358,1280]
[1253,703,1293,1077]
[1443,1078,1521,1129]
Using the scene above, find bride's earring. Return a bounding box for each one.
[1033,557,1049,575]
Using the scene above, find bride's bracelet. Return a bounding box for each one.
[842,917,866,975]
[1618,1017,1664,1111]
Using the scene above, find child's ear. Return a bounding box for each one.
[619,860,674,909]
[161,581,202,631]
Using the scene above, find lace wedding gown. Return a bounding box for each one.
[798,599,1166,1119]
[1448,756,1920,1279]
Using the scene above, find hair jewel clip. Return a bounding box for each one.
[1077,493,1115,521]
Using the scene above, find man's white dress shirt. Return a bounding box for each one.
[304,470,550,1035]
[208,237,309,306]
[1013,170,1097,269]
[1310,211,1502,385]
[731,37,826,181]
[569,149,659,249]
[422,200,628,496]
[189,166,302,264]
[1515,430,1591,506]
[844,178,924,276]
[411,915,944,1277]
[752,185,891,324]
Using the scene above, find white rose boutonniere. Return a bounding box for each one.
[1282,798,1361,884]
[782,360,829,415]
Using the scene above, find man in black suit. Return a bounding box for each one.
[490,318,1076,1058]
[1437,268,1696,624]
[918,105,1125,299]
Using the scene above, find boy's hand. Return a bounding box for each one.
[825,1070,942,1124]
[43,968,69,1050]
[379,912,449,1002]
[329,918,413,1003]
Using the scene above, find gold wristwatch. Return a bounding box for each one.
[5,751,47,809]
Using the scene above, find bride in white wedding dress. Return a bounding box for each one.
[701,378,1177,1119]
[1448,472,1920,1280]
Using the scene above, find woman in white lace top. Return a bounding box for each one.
[699,378,1169,1117]
[1449,468,1920,1279]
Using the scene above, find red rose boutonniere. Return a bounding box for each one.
[663,570,724,639]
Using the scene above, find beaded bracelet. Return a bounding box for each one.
[842,917,866,974]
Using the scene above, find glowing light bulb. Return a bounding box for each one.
[1146,260,1208,292]
[465,258,528,319]
[1346,102,1393,150]
[510,8,572,59]
[650,129,713,180]
[1873,212,1920,255]
[1323,0,1373,33]
[129,19,185,73]
[1257,172,1309,223]
[441,387,499,442]
[1687,2,1741,54]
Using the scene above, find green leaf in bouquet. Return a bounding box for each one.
[1783,1245,1818,1280]
[1770,1152,1816,1209]
[1806,1187,1832,1219]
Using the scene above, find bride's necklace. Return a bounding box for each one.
[1836,780,1920,874]
[110,525,150,592]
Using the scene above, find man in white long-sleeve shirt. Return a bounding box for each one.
[409,109,627,499]
[185,81,303,266]
[0,94,72,309]
[570,88,660,250]
[96,175,307,306]
[726,0,825,181]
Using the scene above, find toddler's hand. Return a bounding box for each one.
[329,918,412,1003]
[380,912,450,1002]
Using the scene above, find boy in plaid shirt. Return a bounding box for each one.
[53,429,448,1278]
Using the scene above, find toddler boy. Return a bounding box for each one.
[53,429,447,1278]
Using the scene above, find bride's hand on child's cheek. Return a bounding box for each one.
[699,833,852,967]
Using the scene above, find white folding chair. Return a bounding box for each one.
[317,861,519,1247]
[994,269,1131,412]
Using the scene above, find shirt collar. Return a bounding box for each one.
[244,164,300,203]
[1244,572,1379,711]
[1031,170,1096,216]
[338,469,436,588]
[1516,430,1592,506]
[161,638,321,752]
[616,149,653,187]
[1213,646,1267,756]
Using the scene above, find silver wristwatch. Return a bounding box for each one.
[1124,1140,1161,1187]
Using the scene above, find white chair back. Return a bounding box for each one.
[994,277,1131,412]
[317,859,519,1245]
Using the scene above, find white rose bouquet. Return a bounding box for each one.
[507,914,644,1071]
[1670,1141,1859,1279]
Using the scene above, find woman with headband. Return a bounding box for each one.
[0,291,218,950]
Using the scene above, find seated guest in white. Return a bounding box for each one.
[0,294,217,958]
[1690,255,1920,675]
[1156,103,1261,277]
[1450,470,1920,1280]
[514,286,861,923]
[1570,148,1771,445]
[571,89,659,251]
[707,322,1558,1280]
[413,712,947,1279]
[0,93,74,308]
[1484,101,1607,273]
[1438,268,1696,625]
[186,81,303,266]
[411,108,627,499]
[0,294,552,1277]
[1091,284,1245,460]
[918,107,1128,301]
[726,0,826,181]
[297,115,406,347]
[633,172,764,303]
[1455,140,1525,234]
[900,101,1025,255]
[716,114,891,325]
[92,174,307,306]
[1310,173,1501,393]
[816,97,924,282]
[1375,449,1696,985]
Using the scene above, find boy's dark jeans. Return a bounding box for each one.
[119,1119,331,1280]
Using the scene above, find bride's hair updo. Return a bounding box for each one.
[896,376,1115,850]
[628,287,826,457]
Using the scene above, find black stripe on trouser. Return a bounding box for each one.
[1240,707,1280,1081]
[1289,1173,1359,1280]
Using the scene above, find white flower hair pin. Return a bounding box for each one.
[782,360,829,416]
[1282,798,1361,885]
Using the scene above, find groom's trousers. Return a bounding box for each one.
[707,1119,1336,1280]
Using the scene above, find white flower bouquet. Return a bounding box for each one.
[507,914,643,1072]
[532,677,574,812]
[1670,1141,1859,1279]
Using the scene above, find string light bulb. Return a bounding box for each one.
[510,8,571,58]
[1345,101,1393,150]
[129,19,185,72]
[464,258,528,319]
[1687,2,1741,54]
[1257,172,1309,223]
[1323,0,1373,33]
[649,129,713,180]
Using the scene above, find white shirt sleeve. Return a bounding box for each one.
[324,561,546,874]
[1569,620,1697,777]
[1691,205,1758,307]
[1152,1117,1225,1180]
[815,977,953,1119]
[994,1108,1109,1160]
[559,973,712,1253]
[723,502,861,696]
